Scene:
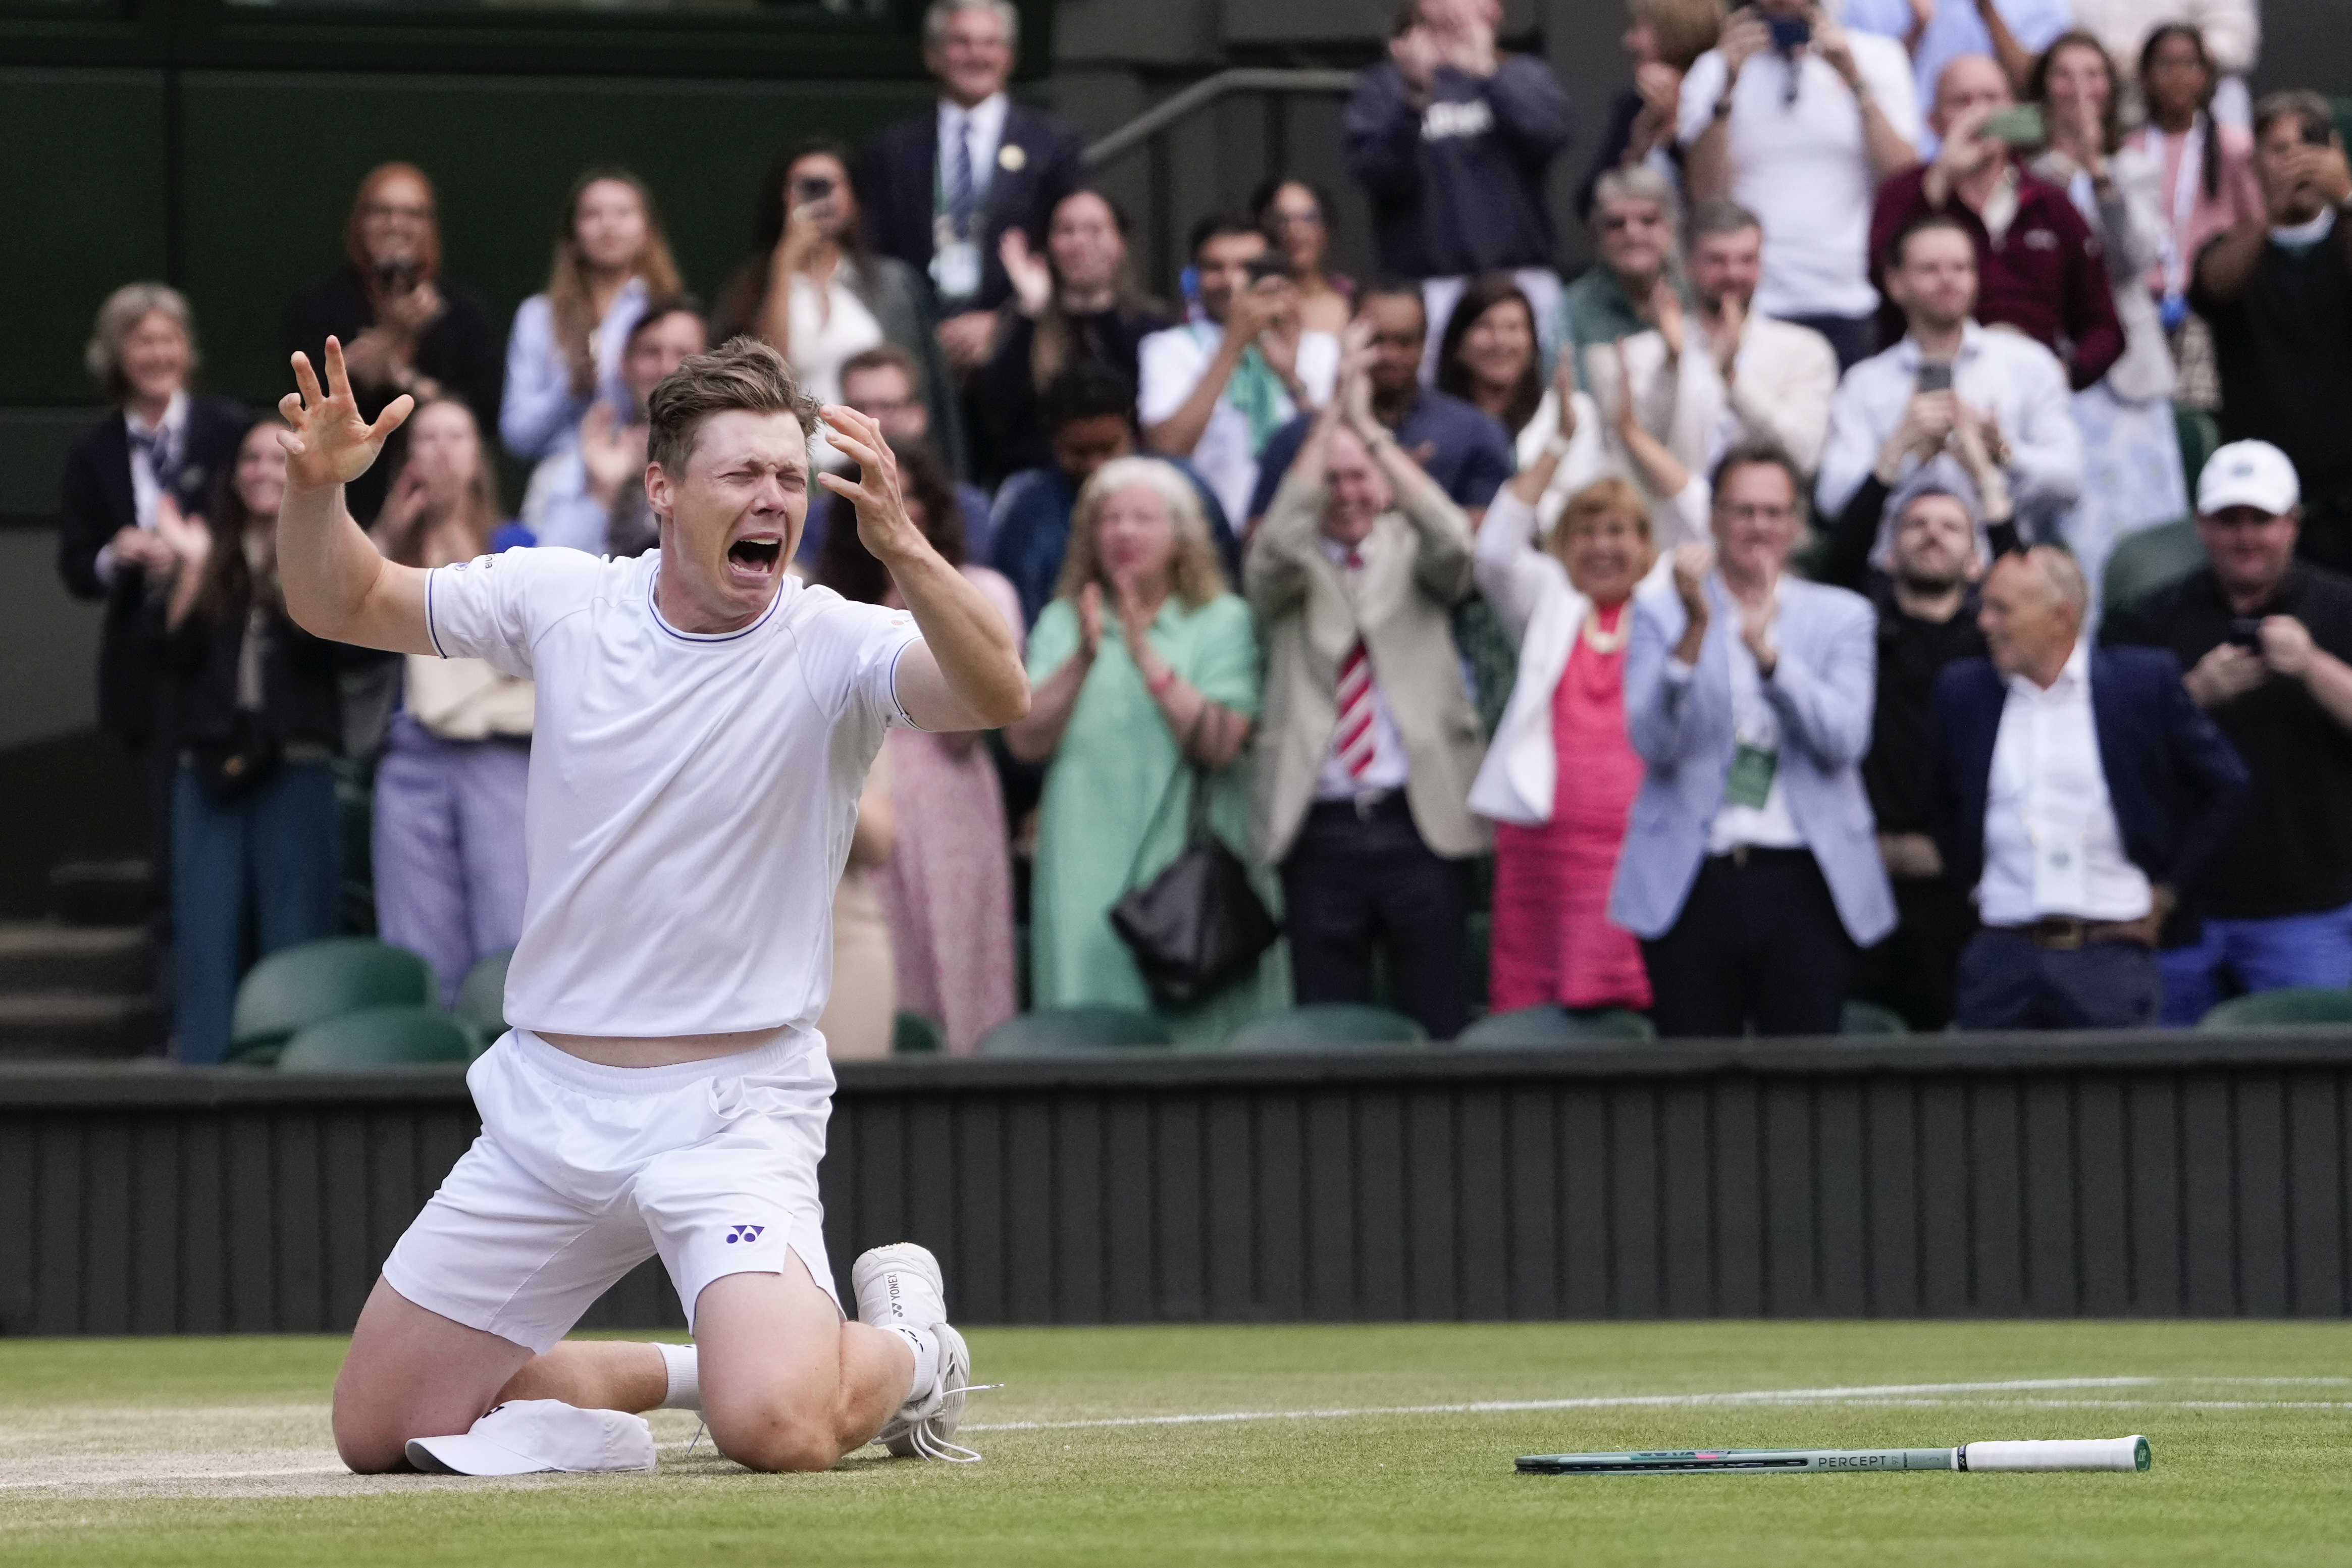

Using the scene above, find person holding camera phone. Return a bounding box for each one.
[714,141,964,479]
[1137,217,1340,532]
[1866,55,2126,395]
[1680,0,1921,373]
[1819,213,2082,545]
[2191,92,2352,575]
[283,163,501,525]
[2103,441,2352,1024]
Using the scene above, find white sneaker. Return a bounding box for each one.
[852,1243,979,1462]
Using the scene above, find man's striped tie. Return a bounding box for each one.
[1334,641,1377,780]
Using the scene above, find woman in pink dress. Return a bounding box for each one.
[814,438,1022,1053]
[1469,366,1700,1015]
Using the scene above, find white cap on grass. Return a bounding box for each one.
[2198,440,2301,517]
[405,1399,657,1476]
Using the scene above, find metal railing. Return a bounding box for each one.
[1081,67,1360,297]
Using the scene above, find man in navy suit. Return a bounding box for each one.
[1933,548,2248,1030]
[862,0,1084,376]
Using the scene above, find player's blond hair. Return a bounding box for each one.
[646,335,818,479]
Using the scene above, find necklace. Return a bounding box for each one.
[1582,602,1628,653]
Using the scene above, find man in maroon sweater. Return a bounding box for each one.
[1867,54,2123,390]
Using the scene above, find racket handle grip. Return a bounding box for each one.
[1962,1436,2151,1472]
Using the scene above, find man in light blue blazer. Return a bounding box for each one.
[1609,444,1897,1035]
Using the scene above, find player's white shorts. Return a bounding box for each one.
[382,1027,841,1355]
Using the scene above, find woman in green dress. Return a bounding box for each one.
[1006,456,1289,1042]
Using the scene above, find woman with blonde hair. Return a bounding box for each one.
[369,399,536,1008]
[1470,379,1678,1015]
[1005,456,1286,1040]
[500,168,684,463]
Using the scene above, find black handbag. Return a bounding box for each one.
[1108,742,1280,1010]
[187,708,285,805]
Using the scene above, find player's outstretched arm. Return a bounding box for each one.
[275,338,439,656]
[817,406,1030,731]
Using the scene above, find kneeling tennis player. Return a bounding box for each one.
[277,334,1027,1474]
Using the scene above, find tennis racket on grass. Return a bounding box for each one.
[1517,1436,2151,1475]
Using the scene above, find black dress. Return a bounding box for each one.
[281,265,503,522]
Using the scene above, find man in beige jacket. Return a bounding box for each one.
[1245,360,1489,1039]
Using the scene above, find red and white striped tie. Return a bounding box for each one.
[1334,641,1377,780]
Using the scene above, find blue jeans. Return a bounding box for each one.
[1956,931,2160,1030]
[172,761,341,1064]
[2155,900,2352,1026]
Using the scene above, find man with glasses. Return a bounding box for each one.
[2103,441,2352,1024]
[1611,443,1895,1036]
[1556,167,1691,364]
[794,345,995,566]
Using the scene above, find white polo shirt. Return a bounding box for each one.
[1678,35,1921,320]
[425,547,922,1042]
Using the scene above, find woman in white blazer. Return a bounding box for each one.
[1470,364,1704,1014]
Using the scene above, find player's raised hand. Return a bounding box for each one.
[816,404,926,564]
[276,337,413,493]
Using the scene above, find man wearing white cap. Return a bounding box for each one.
[274,331,1026,1477]
[2104,441,2352,1024]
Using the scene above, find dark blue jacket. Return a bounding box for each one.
[1930,647,2249,917]
[861,101,1085,313]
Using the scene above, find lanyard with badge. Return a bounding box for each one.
[2147,119,2204,332]
[932,159,983,302]
[1721,586,1780,811]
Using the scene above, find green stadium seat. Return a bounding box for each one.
[1839,999,1911,1035]
[2102,520,2204,618]
[893,1011,946,1054]
[454,949,512,1046]
[276,1004,479,1070]
[228,936,436,1065]
[975,1006,1176,1055]
[2198,988,2352,1030]
[2174,403,2221,498]
[1222,1004,1427,1051]
[1457,1005,1656,1047]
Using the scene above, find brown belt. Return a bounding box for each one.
[1987,917,2151,952]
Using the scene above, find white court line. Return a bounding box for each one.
[7,1377,2346,1489]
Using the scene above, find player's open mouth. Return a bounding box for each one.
[727,538,782,578]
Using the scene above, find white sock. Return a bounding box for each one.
[656,1341,702,1412]
[883,1323,939,1403]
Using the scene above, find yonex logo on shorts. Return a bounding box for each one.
[724,1224,766,1244]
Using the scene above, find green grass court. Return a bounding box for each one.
[4,1322,2348,1565]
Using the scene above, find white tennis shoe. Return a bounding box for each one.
[852,1242,979,1462]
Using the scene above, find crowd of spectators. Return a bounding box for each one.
[54,0,2352,1057]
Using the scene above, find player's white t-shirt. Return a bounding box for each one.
[424,547,920,1042]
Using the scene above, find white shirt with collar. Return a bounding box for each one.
[1309,535,1409,801]
[1977,637,2153,926]
[1662,576,1806,854]
[1816,320,2083,537]
[96,389,190,587]
[937,92,1010,207]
